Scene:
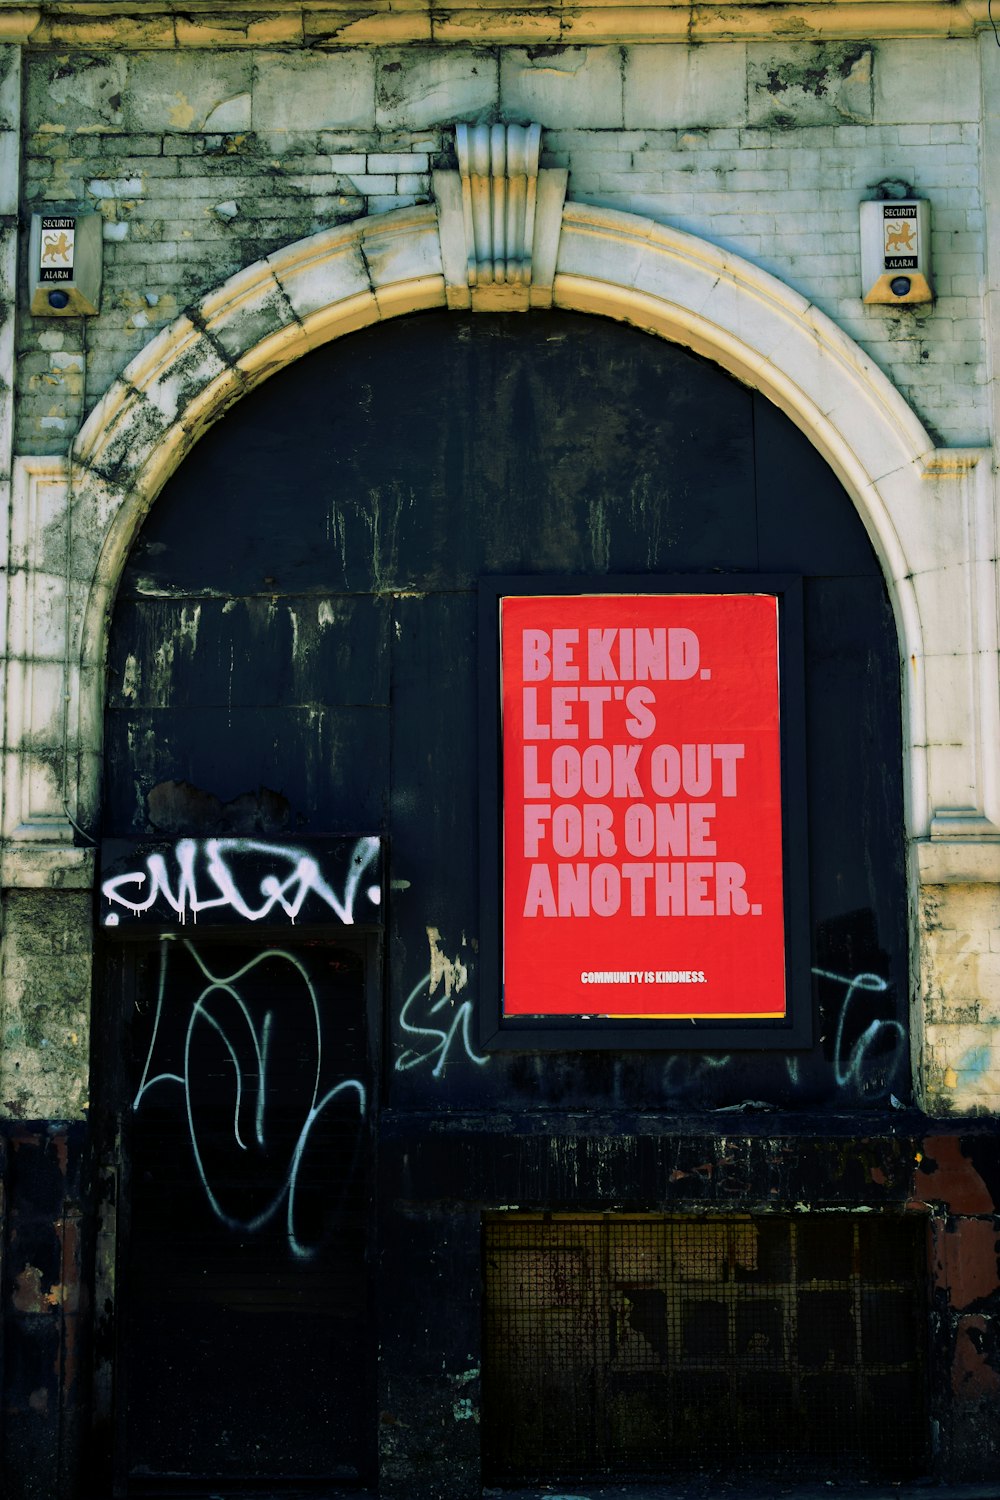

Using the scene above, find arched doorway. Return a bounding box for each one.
[93,309,913,1492]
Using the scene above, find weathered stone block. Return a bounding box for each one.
[624,43,748,129]
[123,52,252,134]
[0,45,20,133]
[747,43,874,128]
[501,47,624,130]
[251,51,376,132]
[26,53,127,133]
[876,38,980,125]
[375,48,498,131]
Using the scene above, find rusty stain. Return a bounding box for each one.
[916,1136,995,1215]
[952,1313,1000,1399]
[57,1215,83,1393]
[57,1216,82,1309]
[932,1218,1000,1309]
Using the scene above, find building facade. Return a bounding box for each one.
[1,2,1000,1496]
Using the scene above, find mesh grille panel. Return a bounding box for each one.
[482,1214,927,1483]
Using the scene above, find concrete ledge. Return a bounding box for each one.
[0,843,95,890]
[916,837,1000,884]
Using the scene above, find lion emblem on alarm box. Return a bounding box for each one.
[41,230,74,265]
[883,220,916,255]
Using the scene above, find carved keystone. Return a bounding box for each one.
[434,123,567,312]
[457,122,541,288]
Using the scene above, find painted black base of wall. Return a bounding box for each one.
[2,1115,999,1499]
[375,1114,1000,1497]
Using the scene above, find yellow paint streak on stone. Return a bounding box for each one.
[152,293,178,325]
[30,361,83,401]
[175,15,303,46]
[427,926,468,999]
[210,134,249,155]
[0,12,40,45]
[313,12,433,42]
[433,11,557,41]
[30,16,176,47]
[169,96,197,130]
[48,20,119,43]
[4,2,997,48]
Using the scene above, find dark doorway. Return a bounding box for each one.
[99,933,376,1491]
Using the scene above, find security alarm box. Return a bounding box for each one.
[28,211,102,316]
[860,199,932,305]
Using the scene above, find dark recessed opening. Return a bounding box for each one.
[482,1212,928,1485]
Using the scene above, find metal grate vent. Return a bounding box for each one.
[482,1213,928,1484]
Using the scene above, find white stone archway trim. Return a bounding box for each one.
[5,198,995,889]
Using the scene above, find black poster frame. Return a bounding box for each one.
[478,575,812,1052]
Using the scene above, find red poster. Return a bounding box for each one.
[500,594,785,1018]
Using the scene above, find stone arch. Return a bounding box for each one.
[71,198,935,832]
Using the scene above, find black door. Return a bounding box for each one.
[102,931,376,1490]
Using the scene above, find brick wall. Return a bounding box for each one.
[16,39,988,450]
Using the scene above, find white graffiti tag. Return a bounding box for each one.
[102,835,380,926]
[812,967,906,1090]
[396,973,489,1078]
[396,926,489,1077]
[134,940,365,1259]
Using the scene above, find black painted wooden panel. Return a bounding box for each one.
[107,595,390,710]
[103,703,389,835]
[118,315,760,597]
[752,394,883,576]
[105,310,907,1113]
[117,938,371,1483]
